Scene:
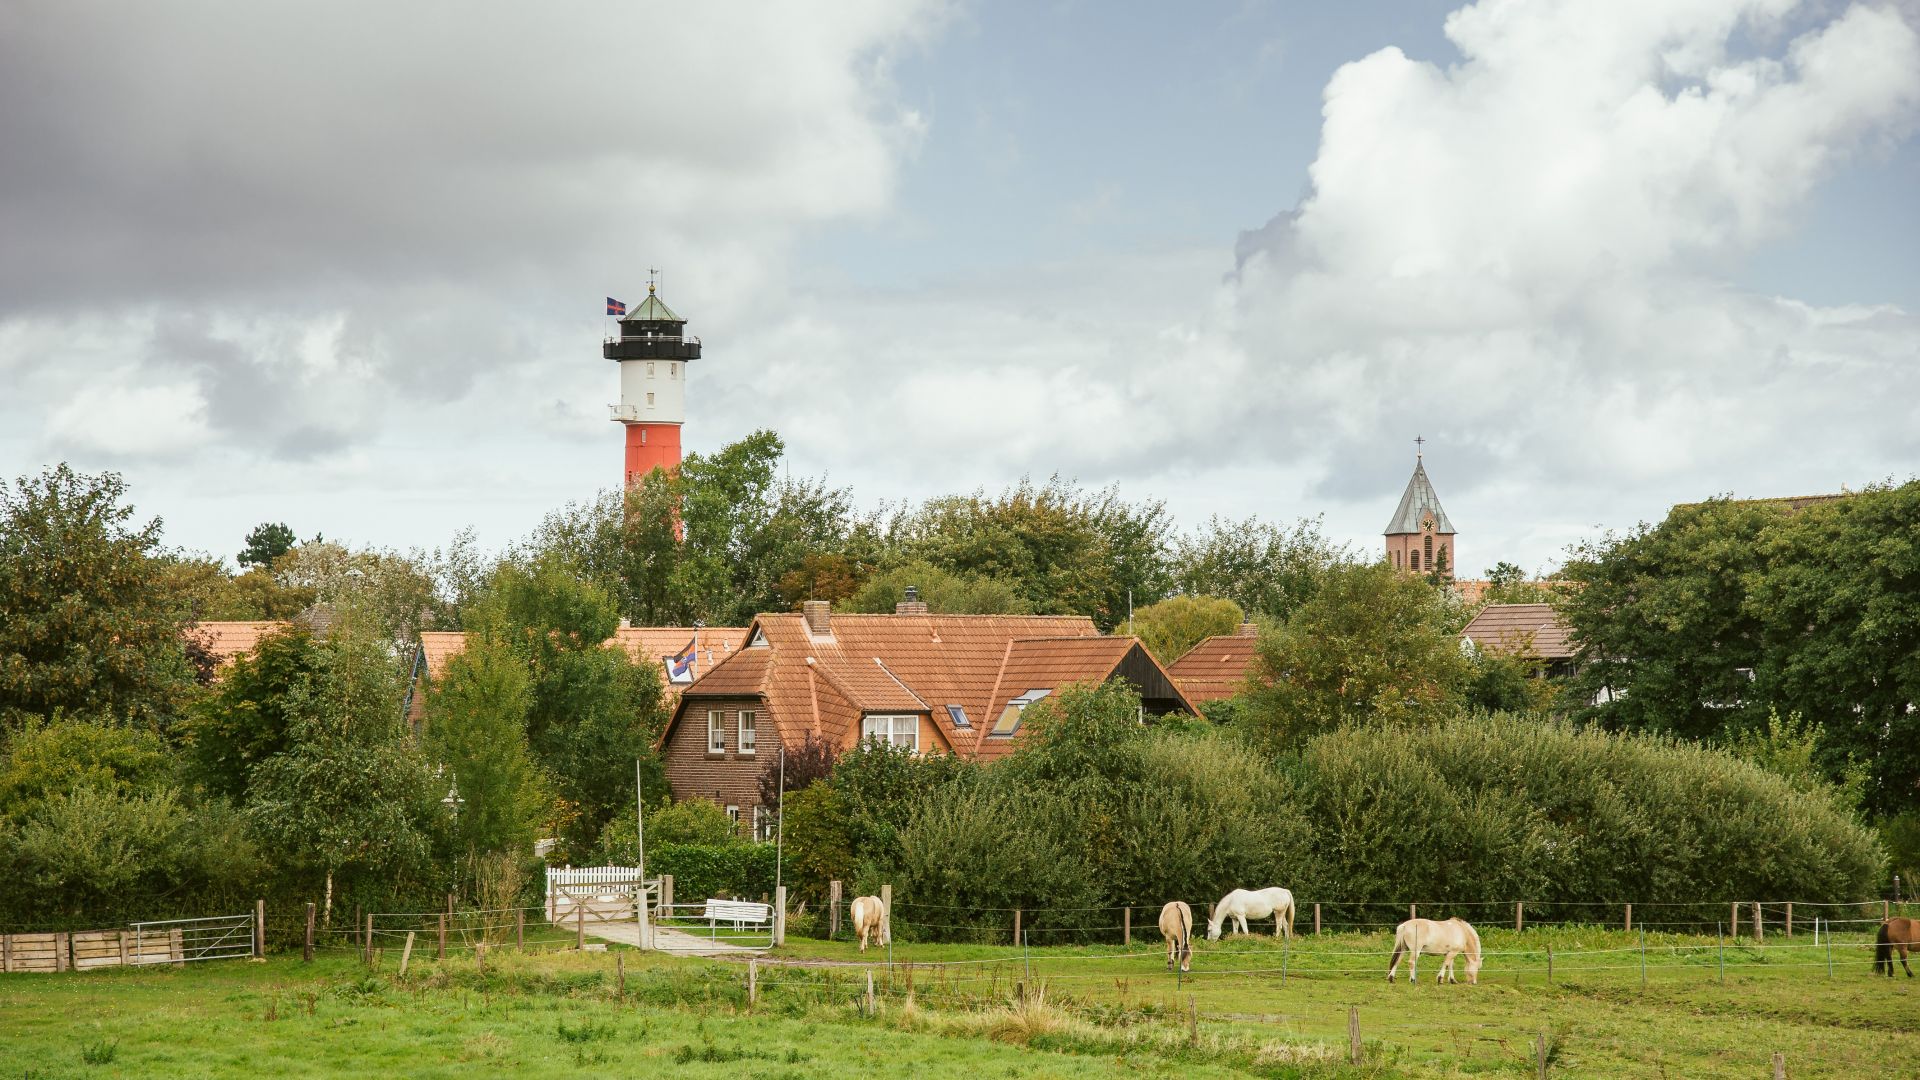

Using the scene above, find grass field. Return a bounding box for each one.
[1,924,1915,1077]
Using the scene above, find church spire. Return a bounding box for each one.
[1384,441,1455,577]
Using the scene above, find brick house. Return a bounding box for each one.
[660,599,1199,834]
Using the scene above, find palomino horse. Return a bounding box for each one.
[850,895,889,952]
[1159,901,1193,972]
[1874,917,1919,976]
[1387,917,1482,985]
[1206,887,1295,940]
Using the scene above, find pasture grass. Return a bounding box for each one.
[0,926,1912,1077]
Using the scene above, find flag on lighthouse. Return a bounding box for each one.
[606,297,626,317]
[663,638,697,684]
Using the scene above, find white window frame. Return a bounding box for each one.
[738,710,756,755]
[862,714,919,752]
[725,805,740,827]
[707,710,725,754]
[753,805,771,842]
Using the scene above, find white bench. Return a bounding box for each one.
[700,899,772,938]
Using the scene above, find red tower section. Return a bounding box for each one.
[624,423,682,486]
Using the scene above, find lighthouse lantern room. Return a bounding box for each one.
[605,281,700,485]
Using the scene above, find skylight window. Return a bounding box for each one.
[946,704,970,729]
[990,689,1050,737]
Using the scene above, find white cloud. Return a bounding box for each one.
[45,380,212,459]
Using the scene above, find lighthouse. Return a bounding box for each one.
[605,282,700,485]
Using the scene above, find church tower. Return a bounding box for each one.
[1385,439,1455,577]
[606,281,700,485]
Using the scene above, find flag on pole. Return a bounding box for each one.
[606,297,627,317]
[663,638,697,684]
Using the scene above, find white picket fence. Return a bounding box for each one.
[543,866,657,923]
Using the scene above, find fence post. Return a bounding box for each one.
[1348,1006,1361,1064]
[1123,906,1130,947]
[617,950,625,998]
[1731,902,1740,938]
[399,932,415,976]
[866,969,875,1014]
[364,914,373,967]
[1188,996,1198,1047]
[1409,903,1416,922]
[1624,903,1632,934]
[1535,1033,1548,1079]
[515,908,524,950]
[748,958,757,1008]
[253,899,265,959]
[1546,943,1553,985]
[1717,922,1724,984]
[880,883,892,945]
[1785,902,1792,938]
[662,874,674,912]
[437,913,447,960]
[1516,901,1524,932]
[1013,908,1022,947]
[1772,1051,1785,1080]
[1753,901,1763,943]
[304,902,315,963]
[1314,903,1321,935]
[576,903,585,951]
[829,880,843,939]
[1639,929,1646,990]
[774,886,787,946]
[1825,919,1832,978]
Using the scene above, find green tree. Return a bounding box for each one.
[1124,594,1245,663]
[0,718,175,825]
[1241,562,1469,750]
[1172,515,1350,622]
[843,560,1030,615]
[186,626,324,800]
[243,634,440,922]
[0,465,195,730]
[239,522,297,567]
[482,555,667,860]
[425,634,549,872]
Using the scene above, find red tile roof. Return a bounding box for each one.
[1166,633,1264,703]
[190,621,289,668]
[671,611,1201,761]
[1459,603,1573,660]
[672,612,1106,754]
[415,627,746,694]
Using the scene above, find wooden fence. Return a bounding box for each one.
[1,929,184,973]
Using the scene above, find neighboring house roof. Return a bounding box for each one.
[1385,459,1454,535]
[671,610,1201,758]
[1451,579,1493,606]
[190,621,289,667]
[1166,625,1262,703]
[1459,603,1573,660]
[971,636,1196,761]
[414,626,746,692]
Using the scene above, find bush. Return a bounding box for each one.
[647,842,778,902]
[1295,714,1883,921]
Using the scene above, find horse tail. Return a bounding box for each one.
[1388,938,1406,975]
[1875,921,1893,974]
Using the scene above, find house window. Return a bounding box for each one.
[753,805,772,842]
[725,805,740,827]
[707,710,725,754]
[945,704,971,729]
[862,714,919,752]
[991,690,1051,737]
[738,710,756,754]
[670,363,678,379]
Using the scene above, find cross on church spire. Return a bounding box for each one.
[1415,434,1425,460]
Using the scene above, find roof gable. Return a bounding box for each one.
[1167,634,1264,702]
[1459,603,1572,660]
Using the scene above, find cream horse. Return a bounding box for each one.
[850,895,890,952]
[1387,917,1482,984]
[1205,887,1296,940]
[1159,901,1193,972]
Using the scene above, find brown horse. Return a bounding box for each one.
[1874,917,1919,977]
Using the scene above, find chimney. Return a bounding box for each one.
[802,599,832,636]
[895,585,929,616]
[1236,622,1258,637]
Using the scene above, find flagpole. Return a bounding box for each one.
[774,747,785,898]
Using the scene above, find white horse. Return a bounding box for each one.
[1158,901,1193,972]
[850,895,889,952]
[1205,887,1295,940]
[1387,917,1482,984]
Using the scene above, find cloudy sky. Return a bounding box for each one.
[3,0,1917,575]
